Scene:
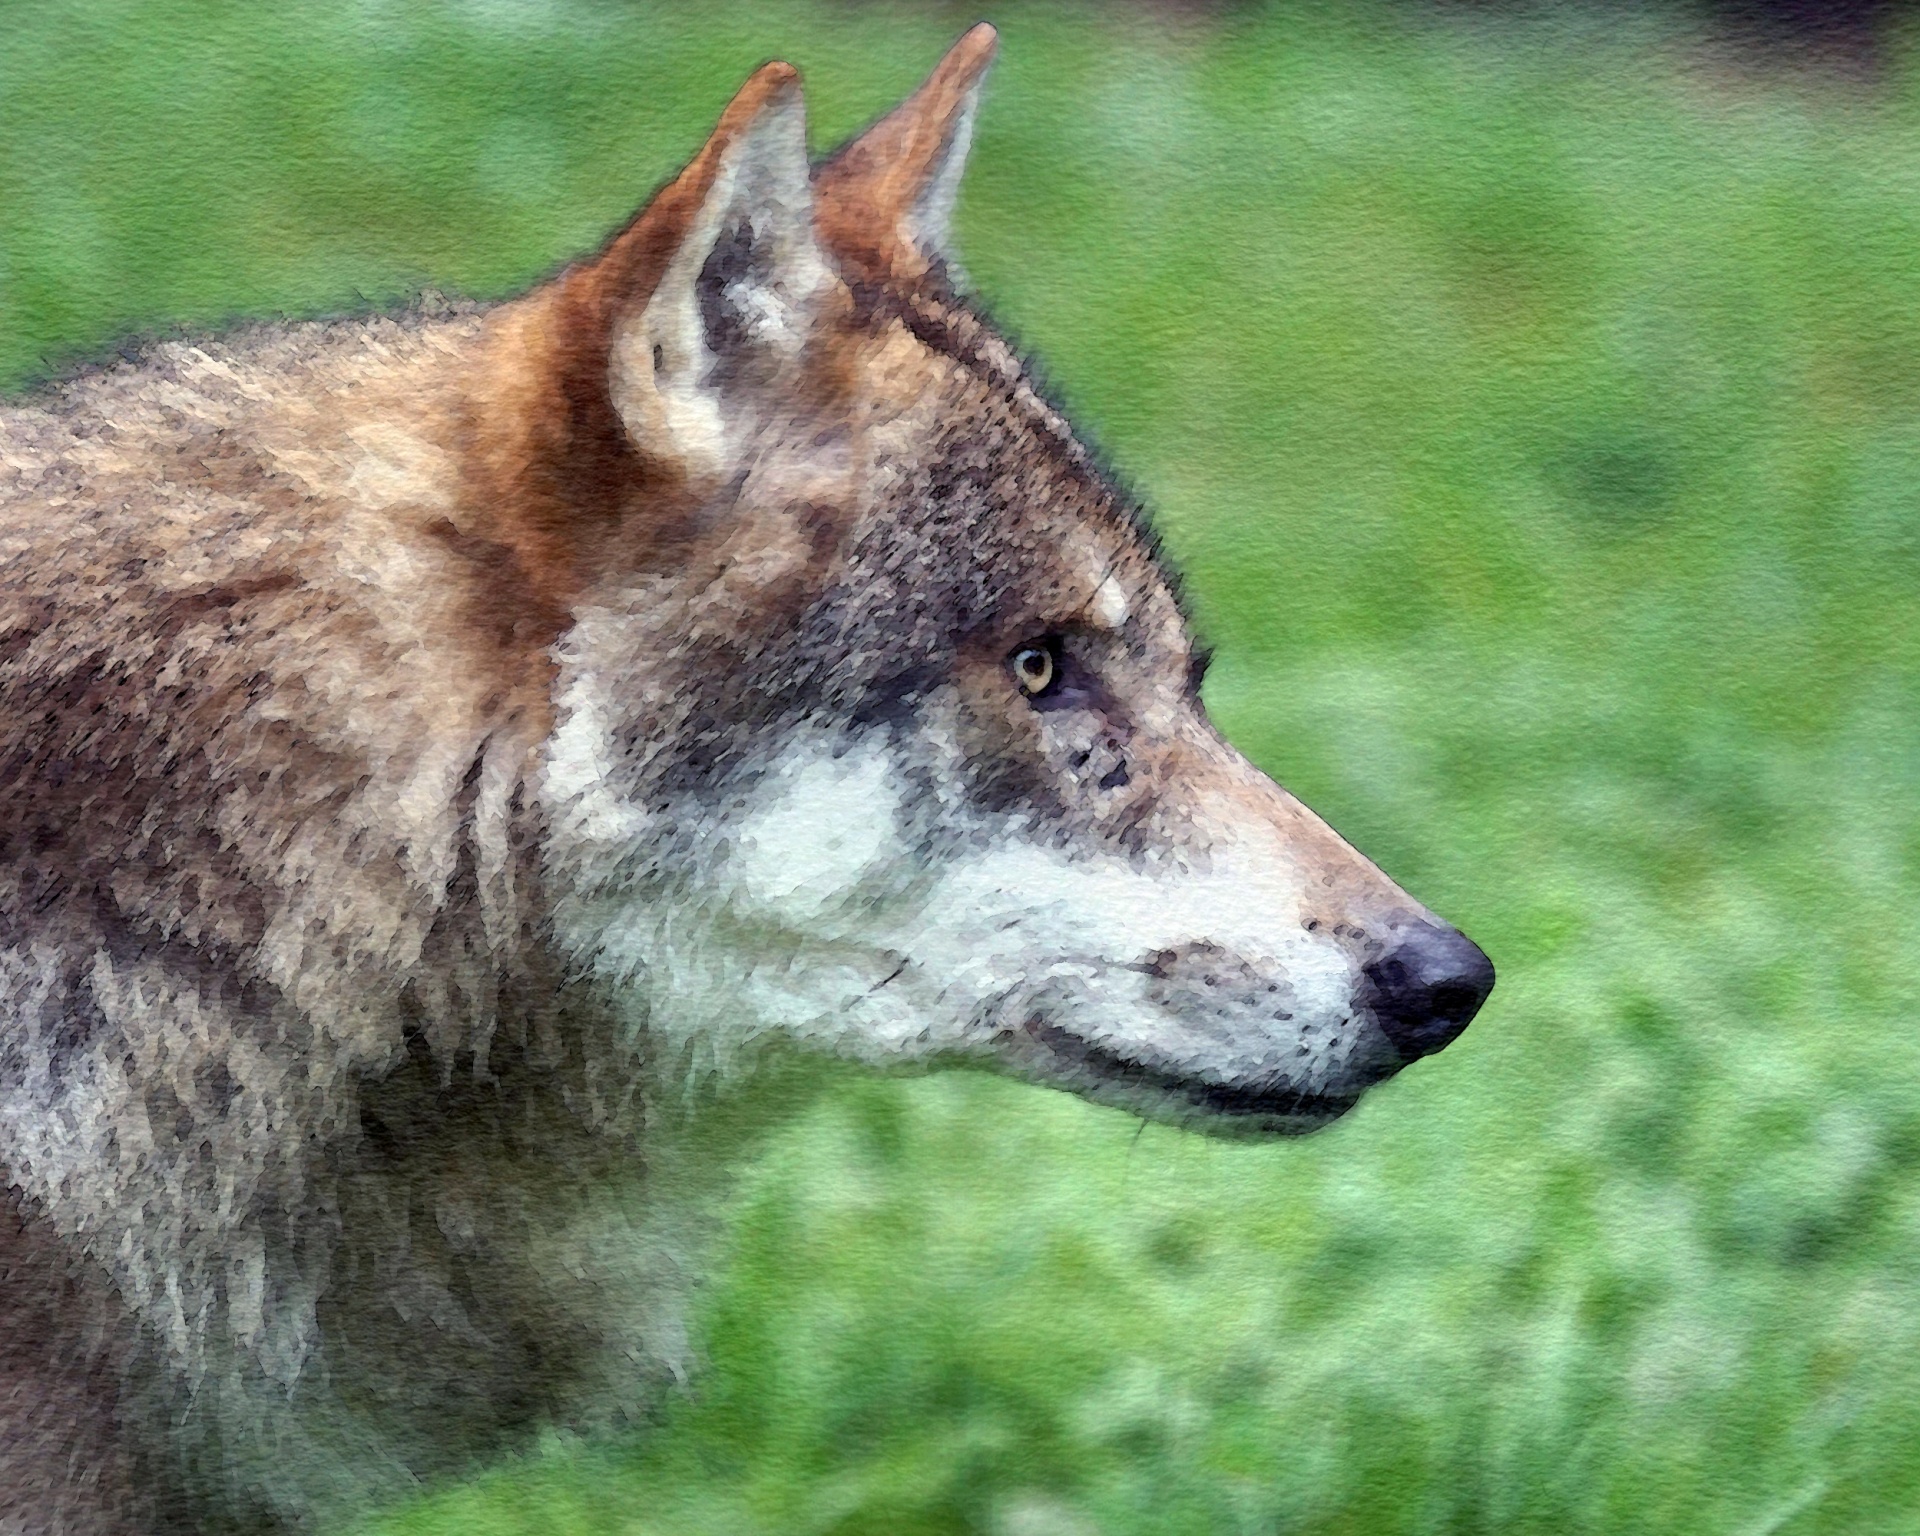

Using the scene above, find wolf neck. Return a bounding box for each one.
[159,1011,848,1529]
[452,284,715,638]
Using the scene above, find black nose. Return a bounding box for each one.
[1362,922,1495,1060]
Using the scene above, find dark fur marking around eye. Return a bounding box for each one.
[852,663,942,729]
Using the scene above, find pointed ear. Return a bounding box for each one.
[600,62,834,482]
[813,23,997,284]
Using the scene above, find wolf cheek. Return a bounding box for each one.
[555,724,1489,1137]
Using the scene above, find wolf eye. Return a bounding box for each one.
[1009,642,1057,698]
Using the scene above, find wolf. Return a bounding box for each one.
[0,24,1492,1534]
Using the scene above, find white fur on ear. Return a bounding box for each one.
[611,84,832,482]
[902,79,980,266]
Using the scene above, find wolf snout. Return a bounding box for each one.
[1361,921,1495,1060]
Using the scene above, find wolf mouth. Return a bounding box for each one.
[1023,1020,1362,1132]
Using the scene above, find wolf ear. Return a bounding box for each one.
[604,62,833,482]
[814,23,997,284]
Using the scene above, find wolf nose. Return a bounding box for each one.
[1362,922,1495,1060]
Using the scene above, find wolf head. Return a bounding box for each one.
[481,27,1492,1135]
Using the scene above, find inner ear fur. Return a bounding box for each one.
[814,22,998,284]
[459,63,841,627]
[604,63,834,483]
[520,63,835,490]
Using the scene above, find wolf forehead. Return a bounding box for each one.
[773,294,1181,662]
[453,27,1188,697]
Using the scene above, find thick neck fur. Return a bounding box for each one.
[0,302,834,1528]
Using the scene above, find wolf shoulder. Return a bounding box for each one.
[0,306,528,1023]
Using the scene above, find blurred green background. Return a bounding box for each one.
[7,1,1920,1531]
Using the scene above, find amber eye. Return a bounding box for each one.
[1010,642,1057,698]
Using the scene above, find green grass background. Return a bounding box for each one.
[7,1,1920,1530]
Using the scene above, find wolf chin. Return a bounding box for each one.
[0,27,1492,1534]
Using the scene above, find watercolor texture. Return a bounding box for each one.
[2,4,1915,1534]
